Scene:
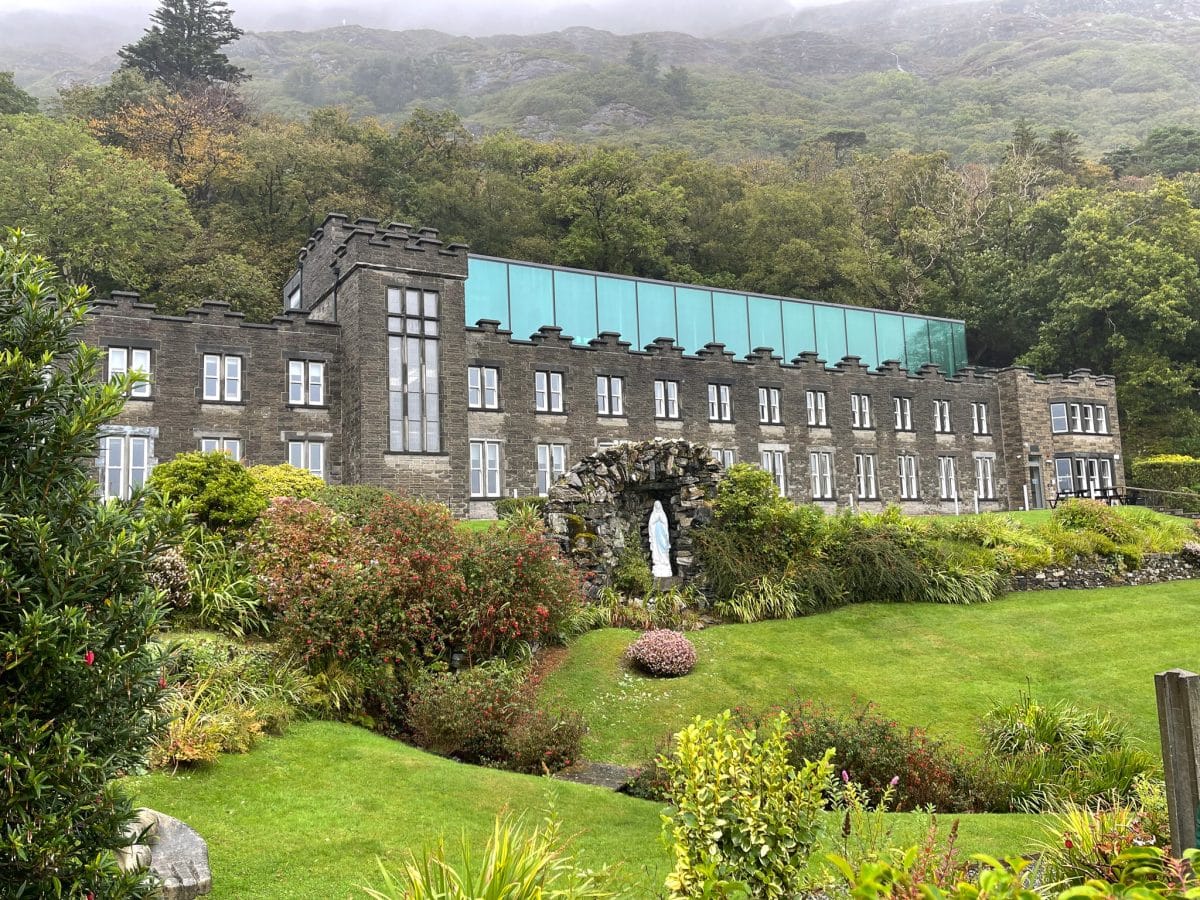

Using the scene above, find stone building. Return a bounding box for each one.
[84,214,1124,516]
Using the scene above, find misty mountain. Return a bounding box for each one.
[4,0,1199,161]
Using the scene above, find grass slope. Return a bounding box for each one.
[541,582,1200,765]
[132,722,1042,899]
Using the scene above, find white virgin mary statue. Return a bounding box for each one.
[649,500,673,578]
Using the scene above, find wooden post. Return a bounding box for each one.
[1155,669,1200,855]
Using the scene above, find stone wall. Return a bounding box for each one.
[544,439,722,585]
[1008,552,1200,591]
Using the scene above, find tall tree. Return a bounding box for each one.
[118,0,246,92]
[0,72,37,114]
[0,230,165,897]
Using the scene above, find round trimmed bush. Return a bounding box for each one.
[626,629,697,677]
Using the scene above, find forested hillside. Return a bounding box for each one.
[1,0,1200,460]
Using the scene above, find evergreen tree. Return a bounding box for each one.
[118,0,246,92]
[0,71,37,114]
[0,230,165,896]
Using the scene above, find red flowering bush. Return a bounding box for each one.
[251,498,583,730]
[739,699,993,812]
[405,662,584,773]
[626,629,697,677]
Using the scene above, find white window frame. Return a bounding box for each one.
[894,396,913,431]
[809,450,833,499]
[108,347,152,398]
[711,448,736,468]
[200,436,241,461]
[203,353,242,402]
[708,383,732,422]
[288,360,325,406]
[758,387,782,425]
[596,375,624,416]
[971,402,989,436]
[854,452,878,500]
[937,456,958,501]
[974,455,995,500]
[760,449,787,494]
[654,379,679,419]
[1095,405,1109,434]
[100,433,152,501]
[805,390,827,426]
[1055,457,1074,494]
[288,440,325,480]
[933,399,952,433]
[1050,403,1069,433]
[898,454,919,499]
[1082,404,1095,434]
[470,439,502,498]
[851,393,872,429]
[536,443,567,495]
[468,366,500,410]
[535,371,563,413]
[1069,403,1083,433]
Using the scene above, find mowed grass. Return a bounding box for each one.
[131,722,1043,899]
[541,582,1200,765]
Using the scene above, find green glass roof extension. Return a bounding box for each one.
[465,256,969,374]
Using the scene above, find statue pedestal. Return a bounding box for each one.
[654,575,679,591]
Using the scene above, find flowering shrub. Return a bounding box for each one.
[146,547,190,608]
[626,629,697,677]
[744,699,991,812]
[253,496,582,730]
[405,663,584,773]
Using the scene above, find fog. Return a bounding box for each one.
[2,0,859,38]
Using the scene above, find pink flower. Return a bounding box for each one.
[890,776,900,786]
[841,769,849,783]
[84,650,95,667]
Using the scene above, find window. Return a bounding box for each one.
[851,393,872,429]
[1055,455,1115,496]
[806,390,828,426]
[288,360,325,406]
[758,387,782,424]
[711,448,736,468]
[536,443,567,495]
[975,456,995,500]
[854,453,878,500]
[1055,457,1074,494]
[933,399,952,433]
[654,380,679,419]
[535,371,564,413]
[1050,402,1069,434]
[760,449,787,494]
[108,347,152,398]
[1050,401,1110,435]
[470,440,501,497]
[288,440,325,480]
[898,454,919,499]
[388,287,440,453]
[100,434,152,500]
[199,437,241,461]
[894,397,913,431]
[937,456,958,500]
[286,285,301,309]
[971,402,990,435]
[596,375,624,416]
[809,451,834,499]
[468,366,499,410]
[708,383,732,422]
[202,353,241,402]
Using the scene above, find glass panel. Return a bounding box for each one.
[712,292,749,358]
[748,296,784,356]
[952,323,968,373]
[781,300,816,361]
[288,441,303,468]
[508,264,554,340]
[309,442,324,478]
[928,320,956,373]
[464,258,509,326]
[405,289,421,316]
[903,317,931,369]
[108,347,127,378]
[675,287,713,354]
[387,287,403,315]
[553,270,597,346]
[423,291,438,318]
[844,308,879,369]
[813,305,847,367]
[596,276,637,344]
[874,313,906,369]
[637,281,675,349]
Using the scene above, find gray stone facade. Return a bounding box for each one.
[83,215,1125,517]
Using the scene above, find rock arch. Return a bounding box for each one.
[544,439,722,586]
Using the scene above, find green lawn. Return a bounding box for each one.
[131,722,1043,899]
[540,582,1200,765]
